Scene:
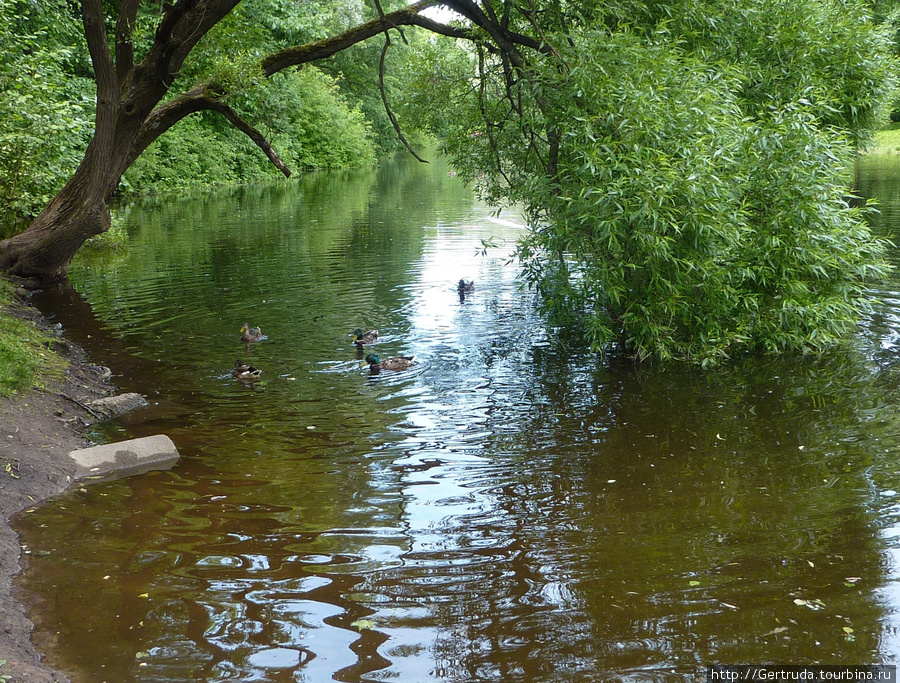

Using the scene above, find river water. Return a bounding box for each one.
[15,151,900,681]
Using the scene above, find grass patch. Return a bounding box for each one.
[869,124,900,154]
[0,279,67,397]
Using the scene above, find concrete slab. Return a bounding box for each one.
[68,434,180,483]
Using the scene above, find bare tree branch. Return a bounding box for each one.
[379,40,428,163]
[476,46,513,188]
[143,0,241,90]
[135,0,555,186]
[370,0,427,162]
[441,0,531,67]
[206,100,292,177]
[82,0,116,98]
[263,0,440,76]
[408,14,478,42]
[262,0,542,78]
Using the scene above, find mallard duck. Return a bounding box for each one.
[365,353,416,372]
[457,279,475,293]
[232,359,261,379]
[352,328,378,347]
[240,323,264,342]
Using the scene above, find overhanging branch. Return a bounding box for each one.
[379,40,428,163]
[139,0,554,178]
[261,0,543,77]
[263,0,442,76]
[133,86,291,177]
[207,100,292,178]
[371,0,427,163]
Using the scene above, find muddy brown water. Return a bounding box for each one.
[14,153,900,681]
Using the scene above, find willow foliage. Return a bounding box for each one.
[432,0,895,364]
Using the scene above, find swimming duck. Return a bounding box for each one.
[352,328,378,347]
[458,279,475,293]
[365,353,416,373]
[240,323,264,342]
[232,359,262,380]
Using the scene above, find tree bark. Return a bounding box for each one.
[0,164,111,280]
[0,0,240,280]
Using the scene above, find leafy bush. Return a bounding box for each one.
[123,67,374,194]
[0,0,94,234]
[436,22,889,363]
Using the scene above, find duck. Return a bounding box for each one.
[365,353,416,373]
[352,328,378,348]
[457,279,475,293]
[240,323,264,342]
[232,359,262,380]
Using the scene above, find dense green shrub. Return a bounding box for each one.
[123,68,374,195]
[0,0,94,234]
[433,12,891,363]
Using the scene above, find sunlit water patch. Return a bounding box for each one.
[13,152,900,682]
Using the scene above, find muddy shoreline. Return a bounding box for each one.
[0,290,117,683]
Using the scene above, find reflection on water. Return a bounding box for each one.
[14,152,900,682]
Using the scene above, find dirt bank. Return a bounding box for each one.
[0,291,116,683]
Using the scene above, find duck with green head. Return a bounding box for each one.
[365,353,415,373]
[352,328,378,348]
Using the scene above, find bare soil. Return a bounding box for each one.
[0,290,116,683]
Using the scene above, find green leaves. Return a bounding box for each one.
[0,0,94,232]
[125,67,375,193]
[424,0,892,363]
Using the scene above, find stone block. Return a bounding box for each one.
[68,434,180,483]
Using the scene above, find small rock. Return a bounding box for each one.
[87,392,148,418]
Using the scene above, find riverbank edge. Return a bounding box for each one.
[0,289,116,683]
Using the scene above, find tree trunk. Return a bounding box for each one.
[0,95,144,280]
[0,0,239,282]
[0,147,116,280]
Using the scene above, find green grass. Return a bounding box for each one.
[869,124,900,154]
[0,279,67,397]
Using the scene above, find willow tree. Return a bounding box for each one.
[0,0,895,362]
[410,0,896,362]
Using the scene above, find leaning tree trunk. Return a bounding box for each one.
[0,0,242,282]
[0,144,118,280]
[0,78,152,280]
[0,0,146,281]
